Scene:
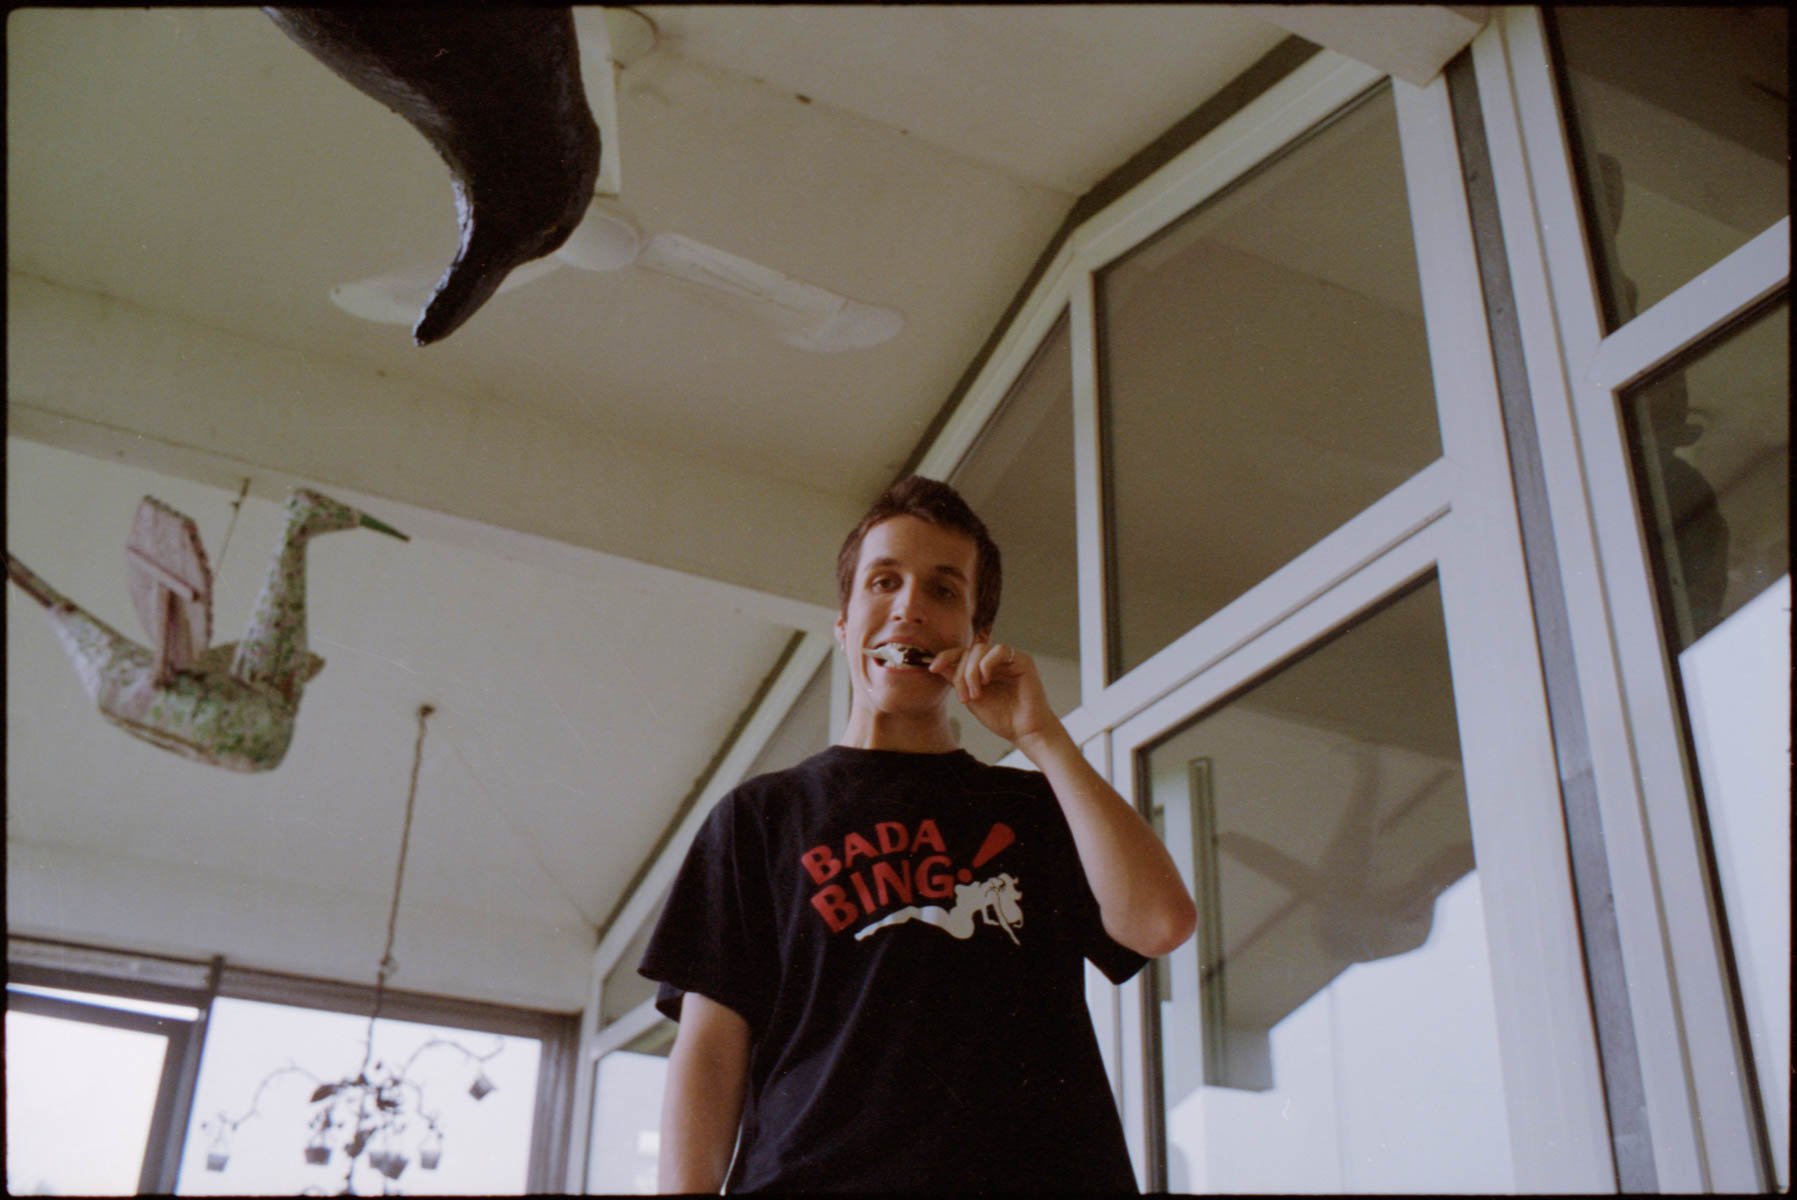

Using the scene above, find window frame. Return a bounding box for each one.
[6,983,203,1194]
[1470,9,1789,1190]
[7,939,577,1195]
[942,45,1610,1191]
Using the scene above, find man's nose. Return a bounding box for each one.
[890,578,926,621]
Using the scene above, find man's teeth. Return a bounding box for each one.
[866,644,934,668]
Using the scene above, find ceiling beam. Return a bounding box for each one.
[7,271,846,633]
[1243,6,1489,87]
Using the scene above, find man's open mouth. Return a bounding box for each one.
[865,643,935,669]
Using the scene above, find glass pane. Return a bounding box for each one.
[586,1021,675,1195]
[178,997,541,1195]
[1551,7,1788,329]
[951,312,1081,760]
[6,1008,170,1195]
[1098,85,1440,680]
[1621,300,1789,646]
[1620,299,1789,1186]
[1144,579,1513,1192]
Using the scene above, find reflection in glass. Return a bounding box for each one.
[1143,579,1512,1192]
[1551,7,1788,330]
[177,998,541,1195]
[1098,85,1440,680]
[587,1021,675,1195]
[5,1009,169,1195]
[951,313,1081,761]
[1621,299,1789,1187]
[1622,300,1789,647]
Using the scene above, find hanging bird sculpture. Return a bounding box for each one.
[262,6,602,345]
[6,488,407,772]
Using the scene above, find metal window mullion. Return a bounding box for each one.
[528,1010,581,1193]
[1394,54,1620,1193]
[1085,460,1452,737]
[1586,218,1790,393]
[1447,43,1666,1194]
[1484,8,1776,1189]
[145,954,221,1194]
[1068,267,1109,702]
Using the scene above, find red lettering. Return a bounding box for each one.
[850,871,877,913]
[811,885,858,932]
[801,845,841,885]
[913,819,946,855]
[875,821,909,856]
[916,854,955,899]
[843,832,878,867]
[871,860,914,907]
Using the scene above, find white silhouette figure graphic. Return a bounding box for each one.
[856,873,1025,945]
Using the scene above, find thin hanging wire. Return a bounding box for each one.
[213,477,252,574]
[357,702,435,1080]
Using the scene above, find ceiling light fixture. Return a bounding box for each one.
[199,703,504,1192]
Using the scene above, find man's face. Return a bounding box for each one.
[835,515,984,719]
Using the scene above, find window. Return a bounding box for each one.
[1619,297,1790,1185]
[585,1022,675,1195]
[6,942,574,1197]
[177,997,543,1195]
[1140,578,1512,1192]
[6,985,198,1195]
[1097,84,1440,680]
[949,311,1081,759]
[1550,7,1788,330]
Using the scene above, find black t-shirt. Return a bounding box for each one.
[639,745,1146,1193]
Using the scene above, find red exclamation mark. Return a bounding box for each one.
[971,823,1015,869]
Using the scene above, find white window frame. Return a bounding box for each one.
[943,47,1612,1191]
[1470,9,1788,1190]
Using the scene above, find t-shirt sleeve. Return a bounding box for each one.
[1074,870,1150,985]
[1029,774,1150,985]
[637,792,776,1032]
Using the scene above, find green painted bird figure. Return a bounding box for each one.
[8,487,406,772]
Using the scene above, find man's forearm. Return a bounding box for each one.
[658,997,750,1192]
[1016,721,1198,958]
[658,1068,741,1192]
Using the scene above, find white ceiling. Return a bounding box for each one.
[5,6,1408,1011]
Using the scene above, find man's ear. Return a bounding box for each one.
[834,613,847,649]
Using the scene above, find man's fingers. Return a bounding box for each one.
[966,642,1022,701]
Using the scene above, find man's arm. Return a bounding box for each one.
[938,642,1198,958]
[658,993,751,1194]
[1015,720,1198,957]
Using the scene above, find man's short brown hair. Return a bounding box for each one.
[836,476,1002,633]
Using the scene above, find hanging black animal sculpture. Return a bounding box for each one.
[264,7,602,345]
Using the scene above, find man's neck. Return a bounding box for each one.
[837,706,960,754]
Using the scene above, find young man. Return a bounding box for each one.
[640,476,1197,1192]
